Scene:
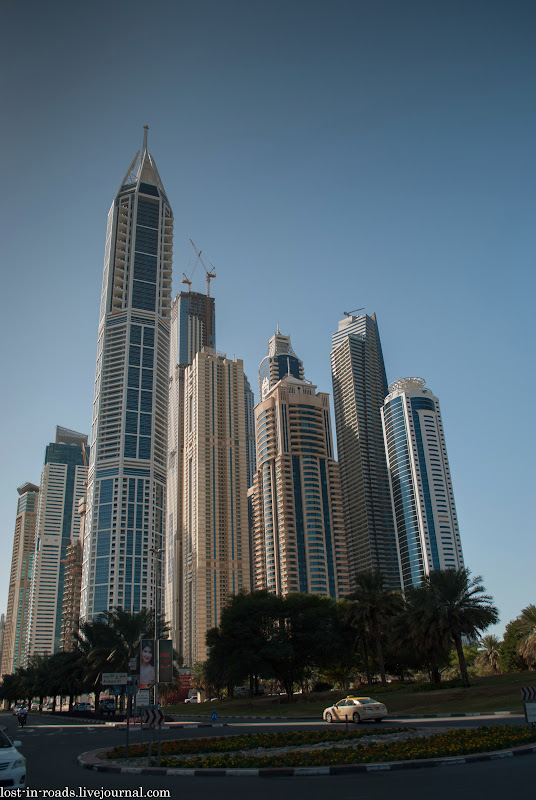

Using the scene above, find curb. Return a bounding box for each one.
[168,711,522,722]
[110,723,228,730]
[78,743,536,777]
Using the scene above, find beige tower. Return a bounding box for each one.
[181,349,250,665]
[1,483,39,675]
[251,374,349,598]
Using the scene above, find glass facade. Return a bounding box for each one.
[381,378,464,591]
[81,133,172,621]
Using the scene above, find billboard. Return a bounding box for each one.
[158,639,173,684]
[139,639,155,688]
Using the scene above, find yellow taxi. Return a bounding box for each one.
[323,696,387,724]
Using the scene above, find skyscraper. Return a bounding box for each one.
[381,377,464,590]
[27,427,88,656]
[181,350,251,665]
[80,129,173,620]
[251,344,349,599]
[330,313,400,590]
[243,375,256,489]
[1,482,39,675]
[258,328,304,401]
[166,290,215,651]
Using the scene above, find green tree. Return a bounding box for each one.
[205,590,280,695]
[476,634,501,674]
[517,604,536,667]
[270,593,343,696]
[421,569,499,688]
[392,585,451,683]
[74,606,169,707]
[346,571,402,685]
[499,619,528,672]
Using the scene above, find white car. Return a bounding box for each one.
[0,729,26,788]
[323,696,387,724]
[184,696,198,704]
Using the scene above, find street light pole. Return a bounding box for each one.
[150,546,164,709]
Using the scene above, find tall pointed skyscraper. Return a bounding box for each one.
[81,129,173,620]
[331,313,400,590]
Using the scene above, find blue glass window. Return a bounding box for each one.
[95,558,110,583]
[138,437,151,460]
[126,412,138,434]
[141,369,153,389]
[136,197,159,227]
[140,391,152,412]
[139,413,152,436]
[143,327,154,347]
[135,226,158,254]
[129,345,141,366]
[130,326,142,345]
[126,389,139,411]
[142,349,154,368]
[99,480,114,503]
[98,505,112,530]
[132,281,156,312]
[125,435,137,459]
[128,367,140,388]
[133,252,157,281]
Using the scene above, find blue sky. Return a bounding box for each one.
[1,0,534,638]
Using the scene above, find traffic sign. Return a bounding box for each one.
[136,689,150,707]
[521,686,536,701]
[211,711,218,721]
[102,672,128,685]
[142,707,165,726]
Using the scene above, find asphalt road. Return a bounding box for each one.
[2,712,534,799]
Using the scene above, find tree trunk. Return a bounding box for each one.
[375,630,387,686]
[363,638,372,685]
[430,661,441,684]
[453,634,470,688]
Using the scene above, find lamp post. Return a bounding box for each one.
[150,546,164,708]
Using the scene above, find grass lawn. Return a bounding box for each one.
[166,671,535,718]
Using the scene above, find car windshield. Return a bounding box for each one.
[0,731,14,749]
[357,698,377,705]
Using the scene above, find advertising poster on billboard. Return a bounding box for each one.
[139,639,156,688]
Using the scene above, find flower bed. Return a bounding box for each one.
[107,727,398,760]
[105,726,536,769]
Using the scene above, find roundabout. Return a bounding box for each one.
[79,724,536,777]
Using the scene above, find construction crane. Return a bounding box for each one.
[189,239,216,348]
[182,244,204,292]
[189,239,216,296]
[343,307,365,317]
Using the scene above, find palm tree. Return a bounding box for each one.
[74,607,170,706]
[393,585,451,683]
[423,568,499,688]
[517,604,536,667]
[346,571,402,685]
[476,634,501,674]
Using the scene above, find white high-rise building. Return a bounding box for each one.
[1,483,39,674]
[181,349,251,665]
[27,427,88,656]
[166,291,215,652]
[381,377,464,590]
[81,129,173,620]
[251,339,349,599]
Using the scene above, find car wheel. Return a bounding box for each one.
[325,712,333,724]
[352,712,361,724]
